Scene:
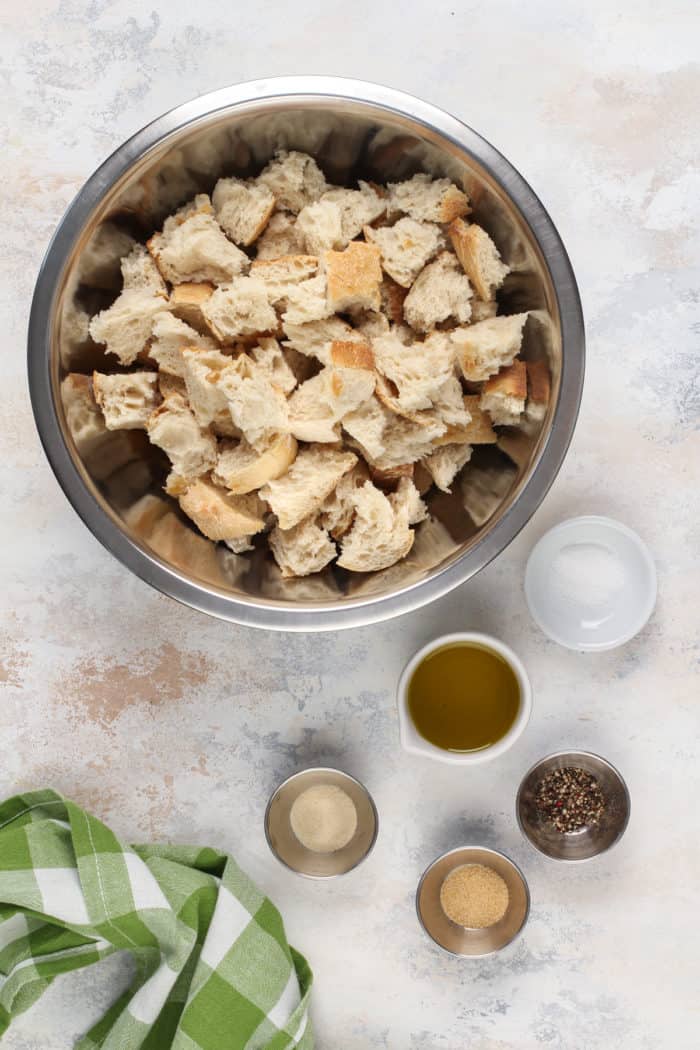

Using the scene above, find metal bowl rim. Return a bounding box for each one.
[415,844,531,957]
[27,74,585,631]
[515,749,631,863]
[264,765,379,880]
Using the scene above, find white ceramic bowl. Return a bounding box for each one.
[524,516,657,651]
[397,632,532,765]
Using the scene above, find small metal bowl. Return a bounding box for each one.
[265,767,378,878]
[516,750,631,861]
[416,846,530,957]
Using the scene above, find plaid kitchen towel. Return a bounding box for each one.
[0,789,313,1049]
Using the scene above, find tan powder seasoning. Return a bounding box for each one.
[290,783,358,853]
[439,863,509,928]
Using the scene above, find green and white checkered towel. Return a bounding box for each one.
[0,789,313,1049]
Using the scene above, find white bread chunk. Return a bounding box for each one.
[168,282,215,328]
[149,313,217,376]
[181,347,237,432]
[452,313,528,381]
[179,477,267,541]
[295,199,344,253]
[93,371,160,430]
[147,394,217,478]
[281,274,332,325]
[364,218,444,288]
[260,446,358,530]
[403,252,472,332]
[380,277,408,325]
[437,394,497,446]
[319,462,370,538]
[387,174,470,224]
[250,255,319,303]
[147,195,249,284]
[431,373,472,429]
[372,330,454,414]
[337,481,414,572]
[343,395,446,468]
[288,365,376,443]
[269,516,336,577]
[216,355,290,451]
[282,317,365,366]
[254,212,306,259]
[448,219,509,301]
[324,241,383,313]
[89,286,166,366]
[257,150,328,214]
[212,176,275,246]
[480,360,527,425]
[470,298,498,322]
[249,337,298,394]
[213,433,298,495]
[201,277,278,341]
[61,374,108,455]
[79,223,136,289]
[422,443,473,492]
[389,476,428,524]
[120,244,168,296]
[318,181,386,243]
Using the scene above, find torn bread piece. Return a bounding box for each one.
[389,476,428,525]
[343,395,447,469]
[380,277,408,325]
[323,241,383,313]
[480,360,527,426]
[269,516,337,577]
[329,339,375,371]
[201,277,278,341]
[254,211,306,259]
[436,395,497,446]
[337,481,414,572]
[179,477,267,542]
[149,313,218,376]
[89,278,168,366]
[317,182,386,244]
[402,252,472,332]
[364,218,444,288]
[249,337,298,394]
[319,462,370,539]
[169,282,215,329]
[525,359,551,422]
[93,371,160,430]
[213,433,298,495]
[260,446,358,530]
[257,150,328,214]
[216,355,290,451]
[282,317,365,366]
[250,255,318,303]
[369,462,414,488]
[181,347,239,433]
[372,330,455,414]
[120,244,168,296]
[422,443,473,493]
[147,394,217,478]
[212,176,275,246]
[448,219,509,301]
[387,174,470,224]
[288,365,376,443]
[281,274,332,325]
[295,199,344,253]
[147,194,249,284]
[452,313,528,382]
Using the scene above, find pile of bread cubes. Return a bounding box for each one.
[78,150,549,578]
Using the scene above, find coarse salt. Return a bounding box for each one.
[551,543,626,607]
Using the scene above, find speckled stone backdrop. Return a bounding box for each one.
[2,2,699,1047]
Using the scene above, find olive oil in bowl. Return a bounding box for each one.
[407,642,520,753]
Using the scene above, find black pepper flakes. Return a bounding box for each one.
[535,766,606,833]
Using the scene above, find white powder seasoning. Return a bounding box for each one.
[290,783,358,853]
[551,543,626,607]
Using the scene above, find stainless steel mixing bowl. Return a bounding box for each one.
[28,76,585,631]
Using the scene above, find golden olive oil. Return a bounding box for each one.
[407,643,520,752]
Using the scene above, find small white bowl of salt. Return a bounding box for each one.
[524,516,657,651]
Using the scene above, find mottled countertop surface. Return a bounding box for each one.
[2,2,699,1047]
